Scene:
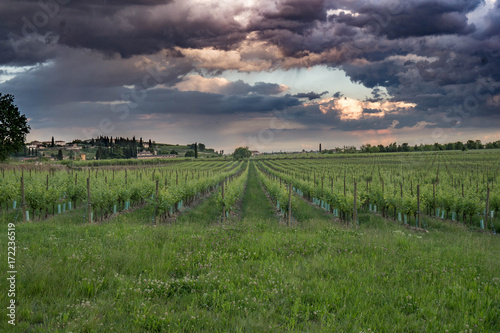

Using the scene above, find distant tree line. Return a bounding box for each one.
[332,140,500,154]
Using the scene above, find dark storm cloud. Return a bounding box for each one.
[365,87,387,102]
[265,0,326,23]
[362,108,383,114]
[1,0,500,136]
[292,91,329,100]
[331,0,480,39]
[23,88,302,129]
[0,0,244,64]
[243,82,287,96]
[0,47,195,113]
[138,89,301,115]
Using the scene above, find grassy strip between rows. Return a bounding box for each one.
[0,172,499,332]
[241,161,277,222]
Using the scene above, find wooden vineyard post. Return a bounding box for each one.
[343,176,346,196]
[433,182,436,216]
[485,185,490,231]
[21,176,26,222]
[87,178,92,223]
[288,182,292,227]
[45,174,49,218]
[353,181,357,228]
[154,179,159,226]
[222,181,226,223]
[417,184,421,228]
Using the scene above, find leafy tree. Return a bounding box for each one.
[170,150,178,155]
[360,144,371,153]
[111,146,125,159]
[0,93,31,161]
[233,147,251,160]
[198,143,205,151]
[185,150,195,157]
[466,140,478,149]
[96,146,102,160]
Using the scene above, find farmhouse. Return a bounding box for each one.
[66,143,82,150]
[137,153,178,160]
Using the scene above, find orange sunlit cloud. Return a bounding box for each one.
[177,34,345,72]
[306,97,416,120]
[174,74,289,94]
[175,75,233,93]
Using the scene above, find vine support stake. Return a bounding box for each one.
[21,176,26,222]
[433,182,436,216]
[222,181,226,224]
[288,182,292,227]
[417,184,421,229]
[87,177,92,224]
[354,181,357,229]
[485,185,490,232]
[154,179,159,226]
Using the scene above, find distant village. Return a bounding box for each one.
[20,137,221,162]
[24,139,87,162]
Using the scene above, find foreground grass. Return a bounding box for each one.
[1,186,499,331]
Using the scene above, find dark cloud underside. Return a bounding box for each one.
[0,0,499,147]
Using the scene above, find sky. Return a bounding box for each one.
[1,0,500,153]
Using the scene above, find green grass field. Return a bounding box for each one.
[1,161,499,332]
